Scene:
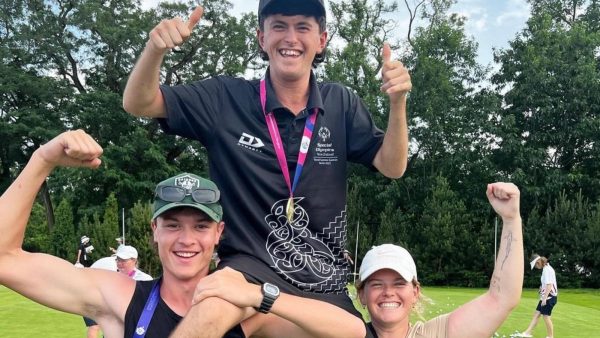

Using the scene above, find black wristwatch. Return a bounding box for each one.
[256,282,280,314]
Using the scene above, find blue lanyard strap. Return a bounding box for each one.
[133,280,161,338]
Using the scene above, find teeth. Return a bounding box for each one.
[379,302,400,308]
[175,252,197,258]
[281,49,301,56]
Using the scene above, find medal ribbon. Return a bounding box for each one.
[259,78,317,221]
[133,279,160,338]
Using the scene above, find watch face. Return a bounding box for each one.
[264,283,280,296]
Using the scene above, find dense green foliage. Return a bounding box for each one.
[1,0,599,287]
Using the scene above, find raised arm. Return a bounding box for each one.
[372,43,411,179]
[0,131,124,316]
[122,6,203,118]
[447,182,524,338]
[172,267,365,338]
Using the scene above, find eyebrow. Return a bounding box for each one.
[269,18,313,27]
[160,214,211,222]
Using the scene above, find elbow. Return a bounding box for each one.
[374,154,407,179]
[122,97,143,117]
[387,169,405,179]
[382,166,406,179]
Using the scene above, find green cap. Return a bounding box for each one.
[152,173,223,222]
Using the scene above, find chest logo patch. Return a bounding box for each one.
[238,132,265,152]
[314,127,338,165]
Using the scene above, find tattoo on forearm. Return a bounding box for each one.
[491,274,501,293]
[501,231,513,270]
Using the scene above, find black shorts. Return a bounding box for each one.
[82,316,97,327]
[536,296,557,316]
[217,254,361,318]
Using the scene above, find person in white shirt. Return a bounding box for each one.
[515,254,558,338]
[115,245,153,281]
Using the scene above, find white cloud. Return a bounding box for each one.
[496,0,530,26]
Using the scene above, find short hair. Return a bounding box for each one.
[258,5,327,68]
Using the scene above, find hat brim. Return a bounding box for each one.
[530,256,541,270]
[152,202,221,222]
[360,262,415,283]
[115,254,136,260]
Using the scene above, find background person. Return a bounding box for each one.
[115,245,153,281]
[123,0,410,334]
[75,235,94,267]
[109,236,124,254]
[515,254,558,338]
[357,182,523,338]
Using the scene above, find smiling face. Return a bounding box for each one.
[258,14,327,83]
[152,207,224,282]
[358,269,420,329]
[116,257,137,275]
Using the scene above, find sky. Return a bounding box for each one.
[140,0,533,67]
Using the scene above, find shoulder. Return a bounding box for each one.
[410,313,450,338]
[203,75,257,90]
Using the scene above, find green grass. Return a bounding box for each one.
[1,285,599,337]
[349,285,600,338]
[0,286,85,337]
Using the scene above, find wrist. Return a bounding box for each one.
[145,40,169,57]
[502,215,522,225]
[255,282,280,314]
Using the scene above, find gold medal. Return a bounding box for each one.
[286,197,294,223]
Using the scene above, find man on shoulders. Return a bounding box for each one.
[124,0,410,335]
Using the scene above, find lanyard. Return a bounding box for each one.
[259,78,318,222]
[133,280,160,338]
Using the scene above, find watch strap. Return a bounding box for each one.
[257,283,279,314]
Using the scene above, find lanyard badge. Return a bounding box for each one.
[259,77,317,223]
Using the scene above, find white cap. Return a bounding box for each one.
[359,244,417,283]
[80,235,90,244]
[530,255,541,270]
[116,245,138,260]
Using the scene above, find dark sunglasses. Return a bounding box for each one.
[155,185,220,204]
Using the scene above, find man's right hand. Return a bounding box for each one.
[147,6,203,54]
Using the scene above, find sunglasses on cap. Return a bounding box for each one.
[155,186,220,204]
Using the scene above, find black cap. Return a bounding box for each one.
[258,0,326,19]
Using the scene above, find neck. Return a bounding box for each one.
[372,319,410,338]
[269,70,311,115]
[159,273,201,316]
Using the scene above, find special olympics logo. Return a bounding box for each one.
[318,127,330,142]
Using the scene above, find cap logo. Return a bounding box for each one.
[175,175,200,191]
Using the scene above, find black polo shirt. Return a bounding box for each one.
[158,69,383,294]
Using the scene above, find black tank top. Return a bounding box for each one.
[124,279,245,338]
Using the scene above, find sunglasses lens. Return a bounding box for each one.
[159,186,186,202]
[192,189,219,203]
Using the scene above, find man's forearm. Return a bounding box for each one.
[122,44,167,117]
[268,294,365,338]
[373,98,408,178]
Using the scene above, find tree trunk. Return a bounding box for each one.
[41,181,55,231]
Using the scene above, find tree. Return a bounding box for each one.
[50,198,76,260]
[416,176,486,286]
[492,0,600,214]
[23,203,51,253]
[127,201,160,276]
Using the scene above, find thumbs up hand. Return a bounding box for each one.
[147,6,204,53]
[380,42,412,104]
